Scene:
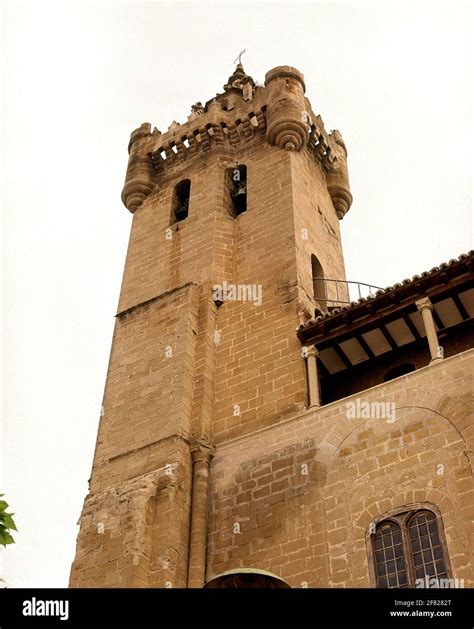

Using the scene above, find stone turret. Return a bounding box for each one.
[264,65,308,152]
[326,130,353,219]
[121,122,156,213]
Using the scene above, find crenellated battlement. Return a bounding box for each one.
[121,63,353,218]
[148,106,268,174]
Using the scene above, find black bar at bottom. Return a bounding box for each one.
[0,587,472,626]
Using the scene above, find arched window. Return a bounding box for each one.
[172,179,191,222]
[369,507,450,588]
[383,363,416,382]
[311,254,327,304]
[408,510,449,583]
[373,520,408,588]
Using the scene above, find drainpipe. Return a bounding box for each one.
[187,440,215,588]
[416,297,443,364]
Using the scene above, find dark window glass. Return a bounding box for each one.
[372,509,450,588]
[373,522,408,588]
[407,511,448,582]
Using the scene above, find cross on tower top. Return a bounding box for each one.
[233,49,246,65]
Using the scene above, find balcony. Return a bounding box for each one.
[312,277,382,312]
[301,255,474,406]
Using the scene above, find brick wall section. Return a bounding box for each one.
[292,149,348,313]
[211,143,349,443]
[70,450,192,587]
[91,283,199,485]
[207,350,474,587]
[213,144,306,443]
[70,284,200,587]
[118,158,219,312]
[114,135,348,446]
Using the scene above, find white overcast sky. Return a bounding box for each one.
[1,0,472,587]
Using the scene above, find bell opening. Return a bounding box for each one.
[229,164,247,216]
[172,179,191,222]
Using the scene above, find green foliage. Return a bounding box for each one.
[0,494,17,547]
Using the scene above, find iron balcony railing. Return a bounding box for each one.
[312,278,383,306]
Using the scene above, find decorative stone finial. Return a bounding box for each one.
[168,120,181,132]
[188,102,205,121]
[191,102,205,114]
[224,63,255,101]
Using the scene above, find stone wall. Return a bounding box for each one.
[207,350,474,587]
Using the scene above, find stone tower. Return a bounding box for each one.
[69,62,473,591]
[69,63,353,588]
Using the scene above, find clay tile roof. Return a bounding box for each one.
[297,250,474,334]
